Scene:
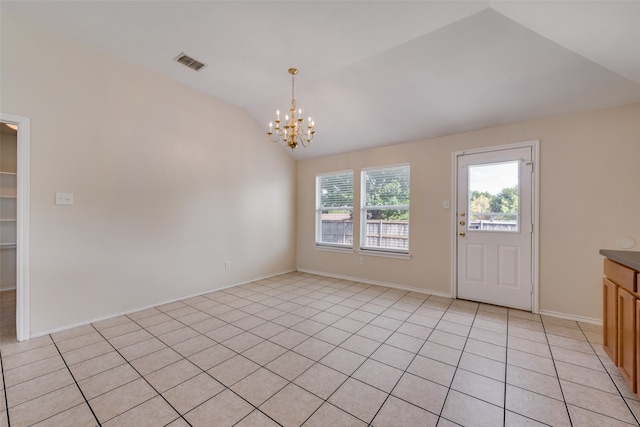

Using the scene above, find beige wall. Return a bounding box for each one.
[297,103,640,322]
[1,12,297,334]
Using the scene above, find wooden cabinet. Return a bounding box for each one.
[603,278,618,362]
[618,286,636,392]
[636,298,640,395]
[605,258,637,293]
[602,257,639,395]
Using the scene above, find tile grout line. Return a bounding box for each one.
[503,310,509,427]
[504,314,636,425]
[367,296,456,426]
[0,299,11,425]
[503,310,561,426]
[4,284,442,427]
[125,293,292,427]
[113,278,336,426]
[88,323,193,427]
[0,347,11,427]
[502,311,562,426]
[313,289,437,418]
[4,274,634,426]
[287,286,424,426]
[539,318,574,427]
[365,301,522,425]
[49,336,102,427]
[546,319,640,424]
[120,295,295,427]
[218,280,351,427]
[577,321,640,425]
[223,278,394,426]
[375,299,482,422]
[454,311,571,426]
[242,282,435,425]
[432,301,484,426]
[331,292,447,425]
[144,320,288,426]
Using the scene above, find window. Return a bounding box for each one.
[316,171,354,248]
[361,165,410,253]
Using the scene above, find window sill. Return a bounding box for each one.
[358,249,411,260]
[314,245,355,254]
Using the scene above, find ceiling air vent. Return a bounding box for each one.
[173,53,207,71]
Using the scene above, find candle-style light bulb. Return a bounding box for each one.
[276,110,280,120]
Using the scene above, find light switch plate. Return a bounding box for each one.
[55,192,73,205]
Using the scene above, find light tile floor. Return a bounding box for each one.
[1,272,639,426]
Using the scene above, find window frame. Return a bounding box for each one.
[315,170,354,250]
[360,163,410,255]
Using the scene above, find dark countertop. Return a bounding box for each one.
[600,250,640,272]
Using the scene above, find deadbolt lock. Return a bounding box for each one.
[459,212,465,217]
[459,232,466,237]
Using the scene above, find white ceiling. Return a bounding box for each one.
[3,1,640,160]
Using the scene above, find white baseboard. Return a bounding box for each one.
[296,268,453,299]
[30,269,296,339]
[538,309,602,326]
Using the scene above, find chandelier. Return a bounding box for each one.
[268,68,316,150]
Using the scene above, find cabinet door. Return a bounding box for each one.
[603,279,618,363]
[618,286,636,392]
[637,299,640,399]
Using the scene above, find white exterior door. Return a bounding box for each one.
[456,146,533,311]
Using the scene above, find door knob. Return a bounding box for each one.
[459,232,466,237]
[459,221,466,226]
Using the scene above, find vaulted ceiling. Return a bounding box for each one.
[3,1,640,159]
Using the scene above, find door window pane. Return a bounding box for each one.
[468,161,519,232]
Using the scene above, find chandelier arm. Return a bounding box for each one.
[268,134,280,143]
[298,134,311,148]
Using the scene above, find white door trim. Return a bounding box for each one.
[451,140,540,313]
[1,113,31,341]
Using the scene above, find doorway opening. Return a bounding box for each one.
[0,114,30,342]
